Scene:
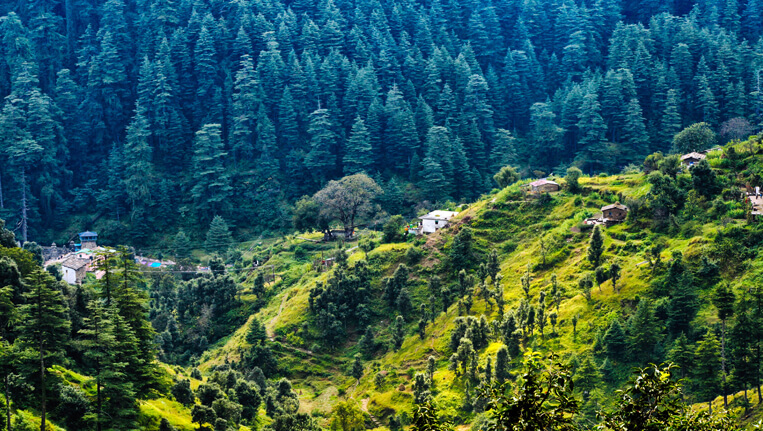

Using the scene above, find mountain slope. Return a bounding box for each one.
[196,138,763,429]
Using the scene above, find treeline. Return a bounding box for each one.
[1,0,762,244]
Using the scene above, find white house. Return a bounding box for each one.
[62,257,89,285]
[418,211,459,234]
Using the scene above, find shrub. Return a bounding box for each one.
[405,246,423,263]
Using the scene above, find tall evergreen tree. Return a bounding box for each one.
[343,116,373,175]
[191,124,232,221]
[18,269,70,431]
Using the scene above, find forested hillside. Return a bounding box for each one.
[0,0,762,244]
[6,138,763,430]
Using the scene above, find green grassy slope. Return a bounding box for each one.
[195,140,763,429]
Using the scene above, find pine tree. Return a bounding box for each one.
[79,300,138,431]
[123,105,154,213]
[305,108,338,185]
[576,92,608,171]
[667,333,694,379]
[621,98,649,164]
[609,262,621,293]
[392,315,405,350]
[174,231,192,260]
[18,269,70,431]
[712,284,735,408]
[206,215,233,254]
[658,89,682,152]
[587,225,604,268]
[604,319,627,361]
[667,271,698,337]
[231,54,260,163]
[358,326,375,357]
[627,300,659,363]
[694,332,722,413]
[191,124,232,221]
[343,116,373,175]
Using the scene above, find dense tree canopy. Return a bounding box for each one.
[0,0,760,244]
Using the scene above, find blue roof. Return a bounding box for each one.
[79,231,98,237]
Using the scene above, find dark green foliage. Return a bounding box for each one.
[672,123,717,154]
[693,332,722,408]
[565,167,582,193]
[627,300,660,363]
[450,227,475,271]
[493,166,520,189]
[351,355,363,380]
[0,0,757,248]
[690,160,722,199]
[18,269,70,430]
[587,225,604,268]
[309,260,371,346]
[383,215,406,243]
[604,319,627,361]
[392,315,405,350]
[172,379,194,406]
[481,353,579,431]
[602,364,733,430]
[205,216,233,255]
[409,401,451,431]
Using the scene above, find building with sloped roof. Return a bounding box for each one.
[601,202,628,222]
[418,211,458,234]
[62,257,89,285]
[527,179,560,193]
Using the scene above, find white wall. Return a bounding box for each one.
[422,219,448,234]
[62,266,77,285]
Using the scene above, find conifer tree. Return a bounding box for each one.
[206,216,233,254]
[18,269,70,431]
[587,225,604,268]
[694,332,721,413]
[712,284,735,408]
[627,300,659,363]
[305,108,338,185]
[621,98,649,163]
[343,116,373,175]
[174,230,192,260]
[604,319,627,360]
[191,124,232,221]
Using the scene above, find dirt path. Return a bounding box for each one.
[267,293,289,340]
[361,398,382,428]
[265,292,315,355]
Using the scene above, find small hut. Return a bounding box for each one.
[601,202,628,223]
[62,257,89,285]
[527,179,560,193]
[680,152,706,167]
[418,211,458,234]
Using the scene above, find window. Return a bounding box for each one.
[435,220,439,225]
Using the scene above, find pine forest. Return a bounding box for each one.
[1,0,763,429]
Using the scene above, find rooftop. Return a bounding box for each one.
[79,231,98,237]
[680,152,706,161]
[419,211,459,221]
[601,202,628,211]
[529,178,559,187]
[62,257,90,271]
